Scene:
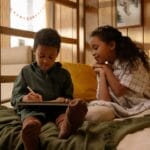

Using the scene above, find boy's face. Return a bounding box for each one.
[35,45,58,71]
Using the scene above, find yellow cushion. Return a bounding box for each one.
[62,62,97,101]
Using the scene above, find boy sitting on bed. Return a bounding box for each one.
[11,28,87,150]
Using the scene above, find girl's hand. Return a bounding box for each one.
[93,63,113,75]
[22,92,43,102]
[102,64,113,74]
[94,67,105,76]
[93,63,106,75]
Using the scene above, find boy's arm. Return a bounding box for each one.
[63,71,74,100]
[11,71,27,107]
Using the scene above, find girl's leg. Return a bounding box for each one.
[85,105,115,122]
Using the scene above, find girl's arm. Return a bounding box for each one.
[94,67,111,101]
[103,64,127,97]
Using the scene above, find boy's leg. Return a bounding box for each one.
[22,116,42,150]
[56,99,87,139]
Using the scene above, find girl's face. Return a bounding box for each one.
[35,45,58,71]
[89,36,116,64]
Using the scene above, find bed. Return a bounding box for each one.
[0,46,150,150]
[0,105,150,150]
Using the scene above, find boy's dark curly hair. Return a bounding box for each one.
[33,28,61,53]
[90,25,150,71]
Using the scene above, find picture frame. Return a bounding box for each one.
[116,0,142,28]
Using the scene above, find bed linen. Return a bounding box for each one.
[0,106,150,150]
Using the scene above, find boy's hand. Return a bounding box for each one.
[50,97,70,103]
[22,92,43,102]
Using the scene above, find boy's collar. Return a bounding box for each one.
[32,62,62,73]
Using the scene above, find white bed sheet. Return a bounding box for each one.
[117,109,150,150]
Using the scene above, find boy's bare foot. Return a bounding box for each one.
[57,99,87,139]
[22,116,41,150]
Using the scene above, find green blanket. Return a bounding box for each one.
[0,106,150,150]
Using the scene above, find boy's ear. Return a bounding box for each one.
[109,41,116,50]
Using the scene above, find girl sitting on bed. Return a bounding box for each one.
[85,25,150,122]
[11,28,87,150]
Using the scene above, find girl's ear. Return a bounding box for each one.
[109,41,116,50]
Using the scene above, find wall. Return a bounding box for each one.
[0,0,10,48]
[0,0,82,64]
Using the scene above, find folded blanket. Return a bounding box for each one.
[0,106,150,150]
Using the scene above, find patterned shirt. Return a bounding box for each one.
[110,59,150,108]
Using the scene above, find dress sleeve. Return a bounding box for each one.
[116,62,149,95]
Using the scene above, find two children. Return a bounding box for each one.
[11,25,150,150]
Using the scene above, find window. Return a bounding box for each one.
[10,0,46,47]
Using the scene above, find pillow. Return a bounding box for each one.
[62,62,97,101]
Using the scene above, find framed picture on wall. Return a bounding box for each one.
[116,0,142,28]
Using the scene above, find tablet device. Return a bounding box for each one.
[17,101,68,112]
